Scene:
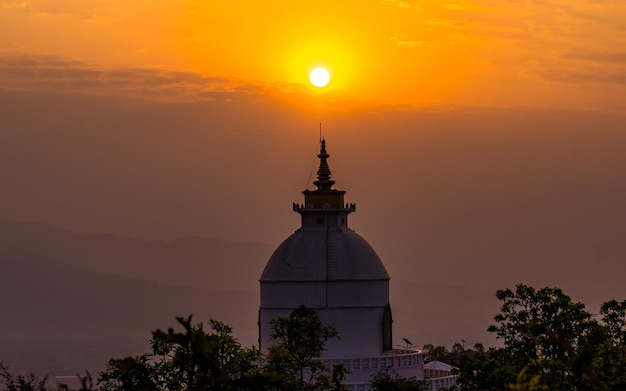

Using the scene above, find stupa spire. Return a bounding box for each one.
[299,138,348,210]
[313,139,335,190]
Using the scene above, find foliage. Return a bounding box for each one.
[151,315,265,390]
[371,370,429,391]
[98,315,283,391]
[265,308,346,390]
[57,372,96,391]
[0,363,95,391]
[421,342,483,365]
[0,363,49,391]
[98,355,157,391]
[594,299,626,390]
[454,345,515,391]
[506,368,546,391]
[455,284,626,391]
[421,344,449,363]
[487,284,600,390]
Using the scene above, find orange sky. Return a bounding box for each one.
[2,0,626,282]
[1,0,625,111]
[1,0,626,350]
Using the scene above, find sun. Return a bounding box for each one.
[309,67,330,88]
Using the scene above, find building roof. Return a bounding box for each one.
[424,361,454,371]
[260,227,389,282]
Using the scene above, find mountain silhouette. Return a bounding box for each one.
[0,220,272,290]
[0,220,496,376]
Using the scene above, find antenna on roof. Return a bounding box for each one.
[319,123,322,142]
[397,338,415,350]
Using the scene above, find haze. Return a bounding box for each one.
[1,0,625,376]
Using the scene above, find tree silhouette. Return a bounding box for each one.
[0,362,48,391]
[99,315,284,391]
[371,370,428,391]
[265,307,346,390]
[454,284,626,391]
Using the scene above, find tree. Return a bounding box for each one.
[507,368,546,391]
[454,345,516,391]
[594,299,626,390]
[0,362,49,391]
[151,316,266,390]
[486,284,600,391]
[99,315,282,391]
[265,307,346,390]
[422,345,449,363]
[98,355,157,391]
[371,370,428,391]
[454,284,626,391]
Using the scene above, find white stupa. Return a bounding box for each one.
[259,140,423,390]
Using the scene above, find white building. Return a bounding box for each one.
[259,140,424,390]
[424,361,458,391]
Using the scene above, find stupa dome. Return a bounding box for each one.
[260,228,389,282]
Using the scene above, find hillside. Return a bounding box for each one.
[0,220,498,376]
[0,220,272,290]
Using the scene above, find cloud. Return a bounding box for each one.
[0,1,29,10]
[3,0,104,17]
[541,69,626,85]
[562,51,626,65]
[426,18,468,29]
[537,49,626,87]
[0,54,386,114]
[381,0,412,8]
[389,36,424,48]
[0,54,256,103]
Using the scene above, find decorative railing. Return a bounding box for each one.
[322,349,423,371]
[293,202,356,212]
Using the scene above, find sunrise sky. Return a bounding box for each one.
[2,0,626,110]
[2,0,626,341]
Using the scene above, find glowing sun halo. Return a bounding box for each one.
[309,67,330,88]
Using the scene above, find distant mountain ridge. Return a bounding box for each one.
[0,221,266,375]
[0,220,273,290]
[0,220,498,376]
[0,249,256,338]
